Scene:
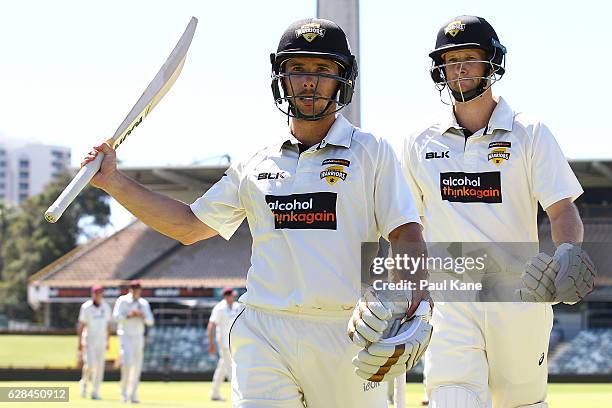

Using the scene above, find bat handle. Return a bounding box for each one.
[44,153,105,223]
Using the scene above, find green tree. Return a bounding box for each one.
[0,174,110,320]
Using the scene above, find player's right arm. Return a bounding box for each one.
[76,304,86,351]
[76,322,84,351]
[83,142,217,245]
[207,303,220,354]
[207,321,217,355]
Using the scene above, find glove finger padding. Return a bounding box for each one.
[347,287,394,346]
[553,244,597,304]
[353,360,409,382]
[518,253,558,302]
[352,300,433,382]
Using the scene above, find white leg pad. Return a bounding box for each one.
[429,385,484,408]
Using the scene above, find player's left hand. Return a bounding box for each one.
[352,300,432,382]
[517,243,596,304]
[347,287,394,348]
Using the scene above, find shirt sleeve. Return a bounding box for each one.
[112,298,127,324]
[374,139,422,240]
[78,304,86,324]
[190,162,246,240]
[401,135,425,217]
[209,303,221,324]
[142,300,154,327]
[530,122,583,210]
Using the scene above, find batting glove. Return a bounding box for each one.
[518,243,596,304]
[352,300,432,382]
[347,287,395,347]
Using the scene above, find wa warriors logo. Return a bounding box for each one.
[444,20,466,37]
[488,142,511,166]
[296,23,326,42]
[320,165,347,185]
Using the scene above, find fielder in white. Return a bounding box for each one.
[403,15,596,408]
[83,18,431,408]
[112,280,154,403]
[208,287,243,401]
[77,284,111,400]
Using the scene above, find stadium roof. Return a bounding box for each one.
[28,219,251,307]
[569,160,612,188]
[120,165,227,203]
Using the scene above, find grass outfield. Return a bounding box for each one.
[0,335,119,368]
[0,382,610,407]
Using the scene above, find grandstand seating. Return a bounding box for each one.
[548,329,612,374]
[143,326,218,373]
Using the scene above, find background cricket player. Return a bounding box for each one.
[112,280,154,403]
[208,287,242,401]
[402,15,596,407]
[82,17,430,408]
[77,284,111,400]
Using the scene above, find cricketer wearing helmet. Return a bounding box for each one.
[402,15,596,408]
[83,18,430,408]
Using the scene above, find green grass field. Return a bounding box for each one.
[0,335,119,368]
[0,382,610,407]
[1,336,610,407]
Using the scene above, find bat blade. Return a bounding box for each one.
[44,17,198,223]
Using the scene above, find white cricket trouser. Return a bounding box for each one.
[229,306,388,408]
[81,337,106,395]
[425,302,553,407]
[119,333,144,400]
[211,347,232,397]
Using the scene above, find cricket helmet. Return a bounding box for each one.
[429,16,506,103]
[270,18,358,120]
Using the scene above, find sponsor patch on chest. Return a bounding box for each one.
[265,192,337,229]
[440,172,502,203]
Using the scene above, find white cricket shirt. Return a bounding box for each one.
[112,293,154,336]
[210,299,243,349]
[191,114,420,313]
[78,300,111,340]
[402,97,583,243]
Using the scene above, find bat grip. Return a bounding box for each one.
[44,153,105,223]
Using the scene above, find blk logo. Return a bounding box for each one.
[425,151,449,160]
[258,172,286,180]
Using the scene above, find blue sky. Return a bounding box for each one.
[1,0,609,229]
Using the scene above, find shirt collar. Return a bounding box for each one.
[439,96,514,135]
[486,97,514,133]
[279,114,354,151]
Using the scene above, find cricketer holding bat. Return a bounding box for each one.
[402,15,596,407]
[77,284,112,400]
[112,280,154,403]
[84,18,431,408]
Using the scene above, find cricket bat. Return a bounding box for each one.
[44,17,198,223]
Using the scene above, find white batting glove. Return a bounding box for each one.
[347,287,396,347]
[518,243,596,304]
[352,300,432,382]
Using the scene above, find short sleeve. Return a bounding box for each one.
[190,162,247,240]
[78,304,86,324]
[374,139,422,240]
[401,135,425,217]
[530,123,583,210]
[209,303,221,324]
